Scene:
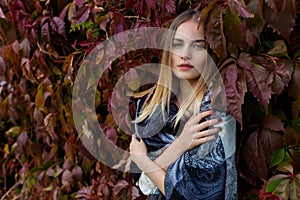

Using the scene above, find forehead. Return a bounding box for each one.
[174,20,204,40]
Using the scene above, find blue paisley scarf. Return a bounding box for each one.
[135,90,237,200]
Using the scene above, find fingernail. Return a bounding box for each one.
[218,127,222,132]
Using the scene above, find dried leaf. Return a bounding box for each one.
[35,83,44,110]
[6,126,22,137]
[274,178,291,199]
[290,175,300,200]
[267,40,288,56]
[278,163,294,174]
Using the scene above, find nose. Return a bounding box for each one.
[180,46,192,60]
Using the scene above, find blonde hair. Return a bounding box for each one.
[135,9,217,126]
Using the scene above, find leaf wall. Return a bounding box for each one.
[0,0,299,199]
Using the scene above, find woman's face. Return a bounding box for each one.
[171,19,208,83]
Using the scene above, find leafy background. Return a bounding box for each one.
[0,0,300,199]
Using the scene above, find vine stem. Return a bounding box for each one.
[0,180,21,200]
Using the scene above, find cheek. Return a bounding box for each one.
[194,51,208,67]
[170,53,179,67]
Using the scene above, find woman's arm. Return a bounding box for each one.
[154,110,221,170]
[130,110,221,194]
[130,134,166,195]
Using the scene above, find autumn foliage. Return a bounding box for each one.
[0,0,299,199]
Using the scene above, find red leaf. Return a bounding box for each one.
[205,5,227,60]
[271,58,293,95]
[0,7,5,19]
[72,166,83,181]
[285,126,300,145]
[244,129,268,179]
[76,6,91,23]
[238,53,272,112]
[292,99,300,118]
[17,131,28,153]
[288,57,300,98]
[75,0,84,7]
[222,60,247,126]
[105,127,117,144]
[245,0,264,47]
[227,0,254,18]
[41,21,50,42]
[145,0,156,9]
[261,128,284,166]
[263,115,284,132]
[51,17,66,38]
[264,3,296,41]
[266,0,296,18]
[62,169,74,185]
[113,180,129,197]
[163,0,176,13]
[35,1,43,13]
[20,37,31,58]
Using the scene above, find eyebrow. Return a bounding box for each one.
[173,38,206,43]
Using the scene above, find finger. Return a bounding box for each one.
[193,135,216,146]
[190,110,214,124]
[131,134,138,143]
[196,127,220,139]
[197,118,220,131]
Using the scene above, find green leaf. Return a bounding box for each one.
[224,7,242,49]
[42,183,53,191]
[270,148,286,168]
[266,176,286,192]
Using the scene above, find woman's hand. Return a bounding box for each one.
[129,134,148,166]
[177,110,221,151]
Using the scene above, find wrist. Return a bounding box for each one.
[134,155,152,171]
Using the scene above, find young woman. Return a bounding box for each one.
[130,9,237,200]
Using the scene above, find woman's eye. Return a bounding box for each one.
[172,42,183,48]
[192,43,205,49]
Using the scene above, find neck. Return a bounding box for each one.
[179,79,197,101]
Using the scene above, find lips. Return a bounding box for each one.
[177,64,194,70]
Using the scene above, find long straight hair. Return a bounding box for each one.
[135,9,217,126]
